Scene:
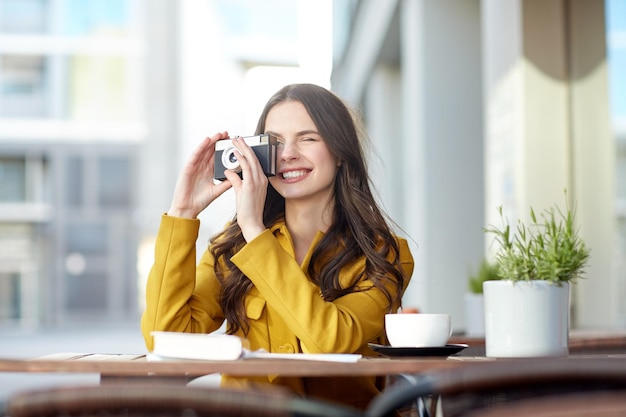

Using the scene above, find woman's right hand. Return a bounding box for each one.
[167,132,233,219]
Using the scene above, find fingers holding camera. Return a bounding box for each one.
[190,132,228,165]
[224,137,268,242]
[169,133,267,238]
[168,132,232,219]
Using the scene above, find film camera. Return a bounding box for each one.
[213,134,278,181]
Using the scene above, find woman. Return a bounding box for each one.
[141,83,414,409]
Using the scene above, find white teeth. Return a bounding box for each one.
[282,170,307,179]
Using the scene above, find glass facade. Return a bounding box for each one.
[607,0,626,204]
[0,55,47,118]
[0,0,47,34]
[59,0,131,37]
[0,272,20,319]
[0,156,26,201]
[607,0,626,122]
[98,156,131,208]
[0,0,621,329]
[607,0,626,324]
[69,55,135,121]
[0,0,143,327]
[0,0,141,121]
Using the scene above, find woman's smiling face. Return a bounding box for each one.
[265,100,340,204]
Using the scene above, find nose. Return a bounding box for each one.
[279,141,299,161]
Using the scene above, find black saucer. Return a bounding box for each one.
[368,343,468,357]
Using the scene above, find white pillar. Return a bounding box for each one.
[481,0,616,328]
[568,0,616,328]
[399,0,484,329]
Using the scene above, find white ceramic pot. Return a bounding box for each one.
[464,292,485,337]
[483,280,569,357]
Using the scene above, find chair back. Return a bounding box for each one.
[463,391,626,417]
[5,384,363,417]
[365,357,626,417]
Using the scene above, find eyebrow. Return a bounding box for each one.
[265,130,321,138]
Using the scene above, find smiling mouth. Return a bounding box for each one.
[281,170,308,179]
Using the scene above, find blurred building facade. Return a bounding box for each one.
[0,0,329,329]
[0,0,144,328]
[0,0,624,331]
[331,0,625,329]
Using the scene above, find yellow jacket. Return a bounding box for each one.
[142,214,414,409]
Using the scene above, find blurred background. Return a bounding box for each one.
[0,0,624,363]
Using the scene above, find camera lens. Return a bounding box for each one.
[221,146,241,171]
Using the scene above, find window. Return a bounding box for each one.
[68,55,137,121]
[65,156,83,207]
[0,157,26,202]
[0,55,47,117]
[66,222,108,255]
[64,222,109,311]
[0,272,20,319]
[98,156,131,208]
[0,0,47,34]
[65,271,107,310]
[59,0,131,37]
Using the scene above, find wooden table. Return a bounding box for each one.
[450,329,626,357]
[0,353,486,385]
[5,330,624,386]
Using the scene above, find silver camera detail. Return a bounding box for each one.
[213,134,278,181]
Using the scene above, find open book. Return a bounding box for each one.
[151,331,249,361]
[150,331,361,362]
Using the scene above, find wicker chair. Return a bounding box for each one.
[462,390,626,417]
[365,357,626,417]
[3,384,363,417]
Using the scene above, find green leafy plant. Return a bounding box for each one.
[468,259,500,294]
[484,195,590,284]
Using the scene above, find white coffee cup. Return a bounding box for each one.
[385,313,452,347]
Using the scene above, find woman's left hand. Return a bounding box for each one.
[223,137,269,242]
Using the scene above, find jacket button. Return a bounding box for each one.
[278,344,295,353]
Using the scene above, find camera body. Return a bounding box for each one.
[213,134,278,181]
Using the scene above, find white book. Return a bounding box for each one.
[151,331,248,361]
[149,331,362,362]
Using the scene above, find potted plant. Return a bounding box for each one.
[464,259,499,337]
[482,195,590,357]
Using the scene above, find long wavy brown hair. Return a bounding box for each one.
[210,83,407,335]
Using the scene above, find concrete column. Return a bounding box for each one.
[139,0,180,233]
[399,0,484,327]
[399,0,428,313]
[365,66,404,224]
[482,0,615,327]
[567,0,616,328]
[331,0,484,329]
